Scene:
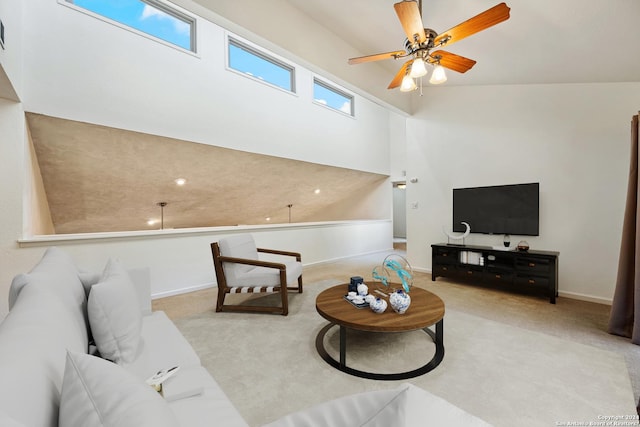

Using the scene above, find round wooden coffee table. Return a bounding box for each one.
[315,284,445,380]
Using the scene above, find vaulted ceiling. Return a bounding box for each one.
[191,0,640,111]
[23,1,640,234]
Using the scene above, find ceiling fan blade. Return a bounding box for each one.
[348,50,407,65]
[430,50,477,73]
[433,3,510,47]
[388,60,412,89]
[394,1,426,45]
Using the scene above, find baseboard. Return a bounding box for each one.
[418,267,611,305]
[150,249,396,300]
[558,291,612,306]
[150,265,613,306]
[302,248,396,267]
[152,282,215,300]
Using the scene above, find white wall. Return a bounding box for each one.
[0,0,399,319]
[22,0,391,174]
[392,187,406,238]
[406,82,640,303]
[0,99,28,315]
[389,112,408,181]
[173,0,411,114]
[18,221,393,300]
[0,0,23,100]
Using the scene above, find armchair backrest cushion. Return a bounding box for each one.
[218,235,259,285]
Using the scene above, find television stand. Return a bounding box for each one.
[431,243,559,304]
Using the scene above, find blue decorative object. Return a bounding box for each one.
[371,254,413,293]
[389,290,411,314]
[371,266,389,287]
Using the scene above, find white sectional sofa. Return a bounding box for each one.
[0,246,492,427]
[0,247,248,427]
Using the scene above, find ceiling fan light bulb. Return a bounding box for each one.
[409,58,428,78]
[400,74,417,92]
[429,65,447,84]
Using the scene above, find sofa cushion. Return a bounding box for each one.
[88,258,142,364]
[8,247,88,348]
[168,381,250,427]
[0,284,89,427]
[59,352,178,427]
[8,247,86,313]
[121,311,201,380]
[262,383,492,427]
[0,412,25,427]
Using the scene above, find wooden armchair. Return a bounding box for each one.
[210,234,303,316]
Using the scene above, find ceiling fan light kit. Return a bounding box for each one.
[429,64,447,84]
[348,1,511,92]
[409,57,427,78]
[400,73,418,92]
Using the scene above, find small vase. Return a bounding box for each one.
[357,283,369,296]
[370,297,387,314]
[389,290,411,314]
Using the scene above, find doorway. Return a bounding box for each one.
[393,182,406,251]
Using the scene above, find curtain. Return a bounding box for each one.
[609,113,640,344]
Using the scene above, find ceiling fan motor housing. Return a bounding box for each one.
[404,28,437,55]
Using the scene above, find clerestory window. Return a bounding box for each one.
[313,78,354,116]
[227,37,296,93]
[64,0,196,52]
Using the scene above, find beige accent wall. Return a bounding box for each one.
[25,122,54,235]
[26,114,390,234]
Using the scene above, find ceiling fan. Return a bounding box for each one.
[348,1,511,91]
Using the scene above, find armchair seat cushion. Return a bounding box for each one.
[235,260,302,288]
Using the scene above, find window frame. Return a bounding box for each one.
[60,0,197,53]
[226,35,297,94]
[312,77,355,117]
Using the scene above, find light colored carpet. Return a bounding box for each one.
[174,280,637,427]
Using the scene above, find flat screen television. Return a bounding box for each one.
[453,183,539,236]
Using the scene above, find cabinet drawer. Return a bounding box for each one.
[485,270,515,283]
[516,257,550,275]
[434,264,456,276]
[515,276,549,288]
[460,266,483,279]
[434,248,458,265]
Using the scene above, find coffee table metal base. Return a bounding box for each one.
[315,319,444,381]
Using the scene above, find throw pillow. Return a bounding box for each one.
[88,258,142,364]
[59,351,179,427]
[0,411,25,427]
